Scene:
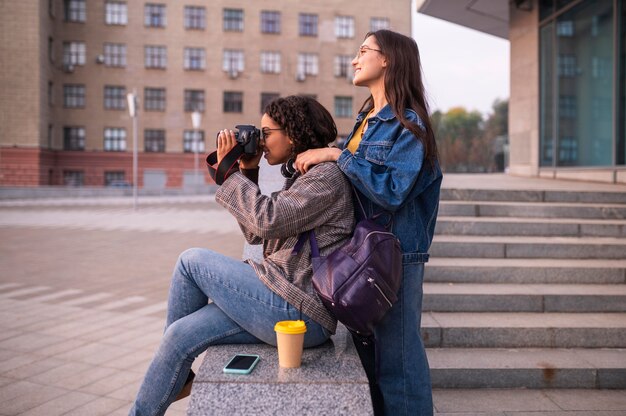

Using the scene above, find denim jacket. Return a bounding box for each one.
[337,104,443,260]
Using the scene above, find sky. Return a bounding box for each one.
[412,11,510,117]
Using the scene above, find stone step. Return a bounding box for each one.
[430,235,626,259]
[440,188,626,204]
[439,200,626,220]
[428,347,625,389]
[435,216,626,237]
[441,187,626,204]
[421,312,626,348]
[423,283,626,312]
[425,258,626,284]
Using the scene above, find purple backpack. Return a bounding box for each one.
[295,194,403,336]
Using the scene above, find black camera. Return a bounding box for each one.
[217,125,261,156]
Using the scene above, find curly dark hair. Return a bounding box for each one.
[263,95,337,155]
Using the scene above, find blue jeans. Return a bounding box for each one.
[375,262,433,415]
[129,248,331,416]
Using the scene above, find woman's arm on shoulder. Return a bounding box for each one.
[294,148,342,174]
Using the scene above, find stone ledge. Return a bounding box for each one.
[187,324,373,416]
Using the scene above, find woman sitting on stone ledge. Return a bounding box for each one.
[129,95,354,416]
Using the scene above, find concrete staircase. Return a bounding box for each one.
[424,187,626,389]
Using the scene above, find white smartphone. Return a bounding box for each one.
[223,354,260,375]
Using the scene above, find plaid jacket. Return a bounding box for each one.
[215,162,355,333]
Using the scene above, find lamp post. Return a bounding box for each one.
[191,111,202,191]
[127,90,138,210]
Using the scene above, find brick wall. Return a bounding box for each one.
[0,147,211,187]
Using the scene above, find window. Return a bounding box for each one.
[223,91,243,113]
[145,45,167,69]
[223,49,244,73]
[144,87,166,111]
[48,37,54,63]
[558,54,576,77]
[539,0,616,167]
[223,9,243,31]
[48,81,54,106]
[183,130,205,153]
[335,16,354,39]
[104,128,126,151]
[63,127,85,150]
[559,95,577,119]
[63,41,86,66]
[145,3,166,27]
[334,96,352,118]
[63,84,85,108]
[64,0,85,22]
[184,89,205,112]
[144,129,166,152]
[184,6,205,30]
[559,136,578,164]
[297,53,319,76]
[370,17,389,31]
[63,170,84,186]
[557,20,574,37]
[261,11,280,34]
[592,56,610,79]
[184,48,205,70]
[260,52,281,74]
[334,55,352,78]
[260,93,279,114]
[104,86,126,110]
[104,43,126,67]
[105,1,127,25]
[48,124,53,149]
[299,13,318,36]
[104,171,126,186]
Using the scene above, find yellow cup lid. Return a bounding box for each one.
[274,320,307,335]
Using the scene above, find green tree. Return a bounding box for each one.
[432,99,509,172]
[434,107,483,172]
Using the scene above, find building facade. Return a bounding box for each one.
[417,0,625,184]
[0,0,411,188]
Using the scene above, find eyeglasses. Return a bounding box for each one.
[355,45,383,59]
[261,127,284,140]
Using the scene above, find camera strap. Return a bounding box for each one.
[205,147,243,186]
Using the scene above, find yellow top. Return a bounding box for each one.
[346,109,375,154]
[274,320,307,335]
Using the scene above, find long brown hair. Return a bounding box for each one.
[360,30,438,167]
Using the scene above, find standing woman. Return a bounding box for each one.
[295,30,442,415]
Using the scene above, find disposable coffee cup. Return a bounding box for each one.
[274,320,307,368]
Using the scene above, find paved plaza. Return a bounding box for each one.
[0,195,243,415]
[1,175,625,415]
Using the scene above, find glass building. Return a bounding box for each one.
[418,0,625,183]
[540,0,624,167]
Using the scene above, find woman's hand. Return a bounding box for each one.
[217,129,262,169]
[295,148,342,173]
[239,146,263,170]
[216,130,238,165]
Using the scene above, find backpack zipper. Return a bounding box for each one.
[367,277,393,307]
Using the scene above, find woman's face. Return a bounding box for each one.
[352,35,386,87]
[260,113,293,165]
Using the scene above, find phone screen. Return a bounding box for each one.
[225,355,258,370]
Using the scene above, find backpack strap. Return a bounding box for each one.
[292,230,320,258]
[352,185,393,230]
